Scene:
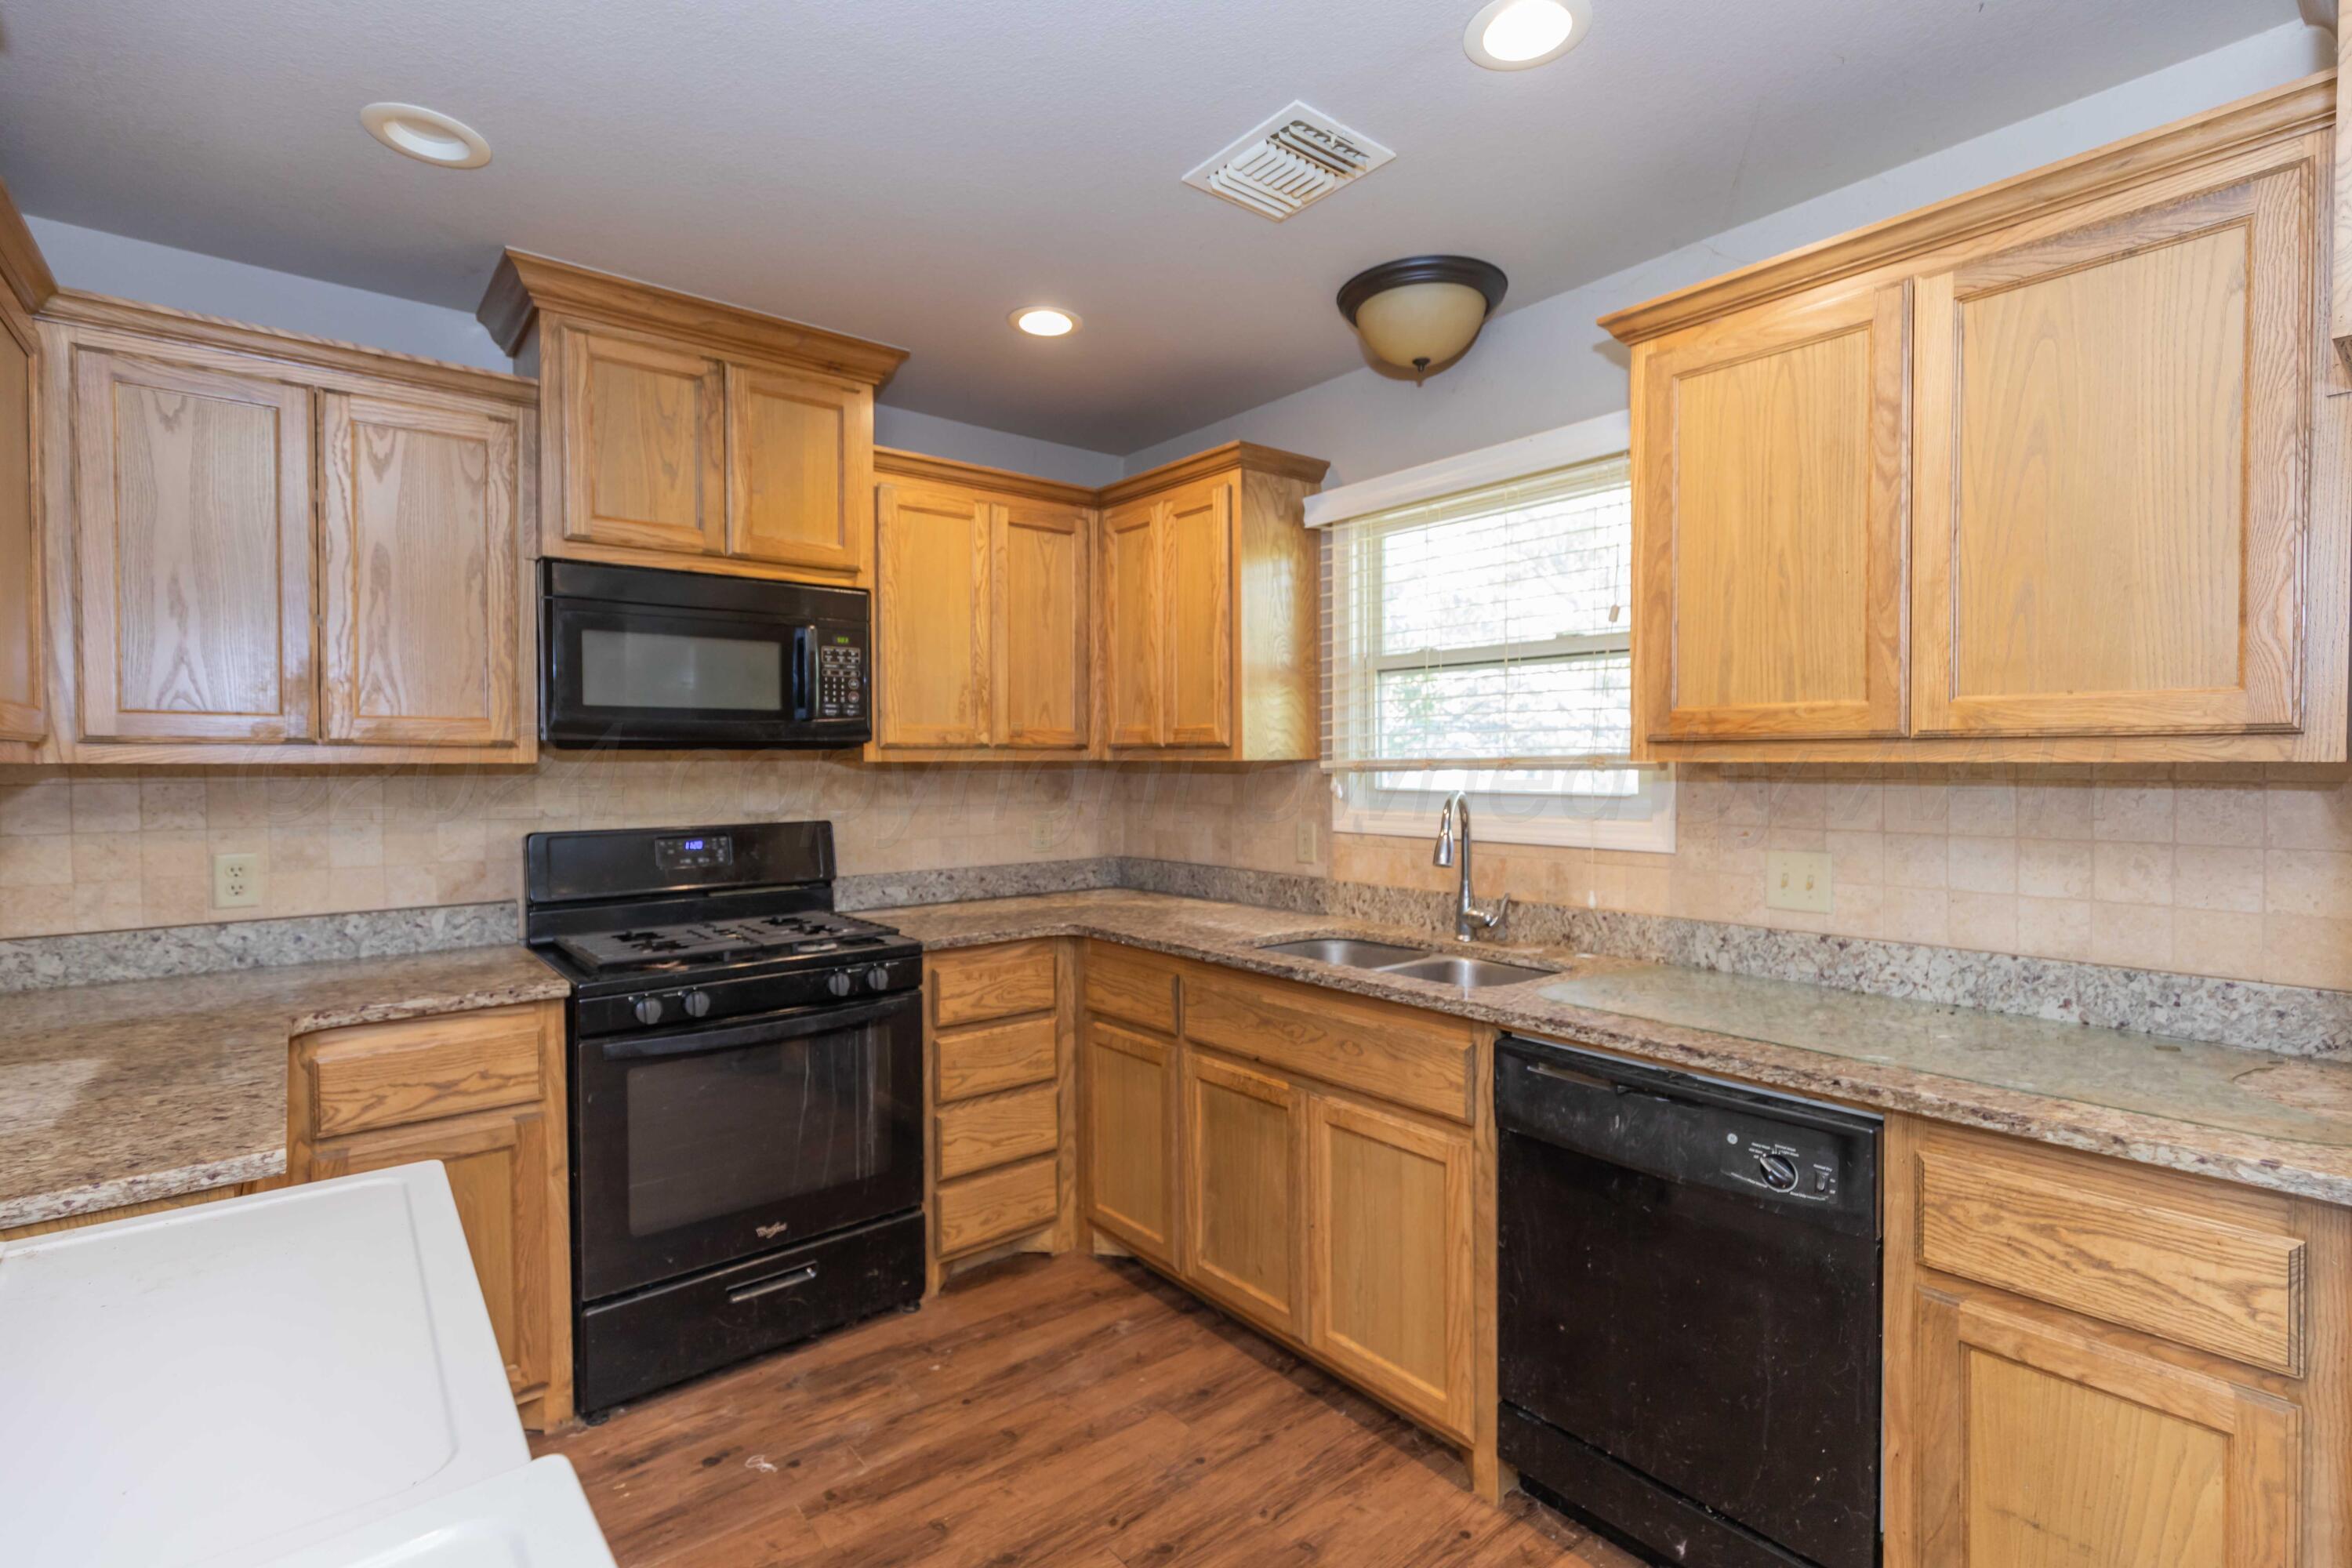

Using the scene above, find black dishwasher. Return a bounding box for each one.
[1496,1036,1881,1568]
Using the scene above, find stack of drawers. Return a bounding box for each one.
[928,941,1065,1263]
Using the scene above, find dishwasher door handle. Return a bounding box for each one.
[1523,1061,1625,1094]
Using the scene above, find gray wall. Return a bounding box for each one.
[24,216,1125,489]
[1120,22,2336,486]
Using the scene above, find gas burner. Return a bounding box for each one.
[550,908,903,978]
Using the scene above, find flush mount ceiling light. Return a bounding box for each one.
[1011,306,1080,337]
[360,102,492,169]
[1464,0,1592,70]
[1338,256,1508,381]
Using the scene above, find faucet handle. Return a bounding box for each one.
[1482,894,1512,932]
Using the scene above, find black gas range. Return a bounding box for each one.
[526,821,926,1414]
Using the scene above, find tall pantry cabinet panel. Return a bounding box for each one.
[0,175,53,750]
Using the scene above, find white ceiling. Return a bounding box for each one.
[0,0,2300,454]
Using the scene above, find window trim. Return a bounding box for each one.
[1331,770,1676,853]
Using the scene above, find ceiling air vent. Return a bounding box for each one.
[1183,102,1396,222]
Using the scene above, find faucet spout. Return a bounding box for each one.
[1432,791,1509,943]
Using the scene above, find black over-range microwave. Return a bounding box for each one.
[540,561,872,749]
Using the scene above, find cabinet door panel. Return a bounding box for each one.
[875,481,990,748]
[73,350,314,742]
[1182,1051,1303,1338]
[998,499,1089,749]
[1101,499,1162,746]
[318,394,521,747]
[309,1105,558,1413]
[0,310,38,742]
[1307,1095,1474,1439]
[727,365,869,575]
[1163,480,1234,747]
[1083,1019,1175,1265]
[1914,164,2312,739]
[560,325,724,554]
[1911,1287,2298,1568]
[1635,281,1907,742]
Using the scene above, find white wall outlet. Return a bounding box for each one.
[1766,850,1831,914]
[1295,820,1317,864]
[1029,818,1058,854]
[212,851,262,909]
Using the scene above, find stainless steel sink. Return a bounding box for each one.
[1259,937,1432,967]
[1377,954,1555,989]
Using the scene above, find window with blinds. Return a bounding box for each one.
[1320,449,1671,850]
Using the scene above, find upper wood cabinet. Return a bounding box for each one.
[869,449,1092,760]
[0,176,53,753]
[478,251,902,588]
[1607,74,2349,763]
[1094,444,1327,761]
[34,292,539,765]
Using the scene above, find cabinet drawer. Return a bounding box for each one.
[936,1015,1058,1103]
[935,1155,1058,1256]
[937,1083,1059,1180]
[1183,971,1475,1124]
[1084,942,1178,1034]
[931,941,1058,1028]
[303,1004,546,1139]
[1915,1143,2306,1375]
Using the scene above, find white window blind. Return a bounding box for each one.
[1323,453,1635,772]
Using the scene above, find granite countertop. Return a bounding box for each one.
[870,889,2352,1207]
[0,946,569,1231]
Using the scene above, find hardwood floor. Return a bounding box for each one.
[536,1251,1641,1567]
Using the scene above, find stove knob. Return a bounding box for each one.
[632,995,665,1027]
[826,971,855,999]
[683,989,712,1019]
[1756,1149,1800,1192]
[863,964,893,993]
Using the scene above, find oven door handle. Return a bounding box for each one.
[596,993,918,1060]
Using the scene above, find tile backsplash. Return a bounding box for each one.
[12,756,2352,996]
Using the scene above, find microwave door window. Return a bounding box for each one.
[579,627,786,713]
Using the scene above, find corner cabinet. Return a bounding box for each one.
[1610,74,2350,763]
[478,250,898,589]
[34,292,539,765]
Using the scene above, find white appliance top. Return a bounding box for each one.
[0,1164,529,1567]
[254,1458,616,1568]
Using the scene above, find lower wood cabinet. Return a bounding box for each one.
[289,999,571,1431]
[927,943,1073,1279]
[1181,1050,1305,1338]
[1081,1018,1178,1267]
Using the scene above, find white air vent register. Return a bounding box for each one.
[1183,102,1395,221]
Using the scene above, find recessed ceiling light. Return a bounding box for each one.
[360,102,492,169]
[1464,0,1590,71]
[1011,307,1080,338]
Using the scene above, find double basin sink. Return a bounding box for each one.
[1258,936,1555,990]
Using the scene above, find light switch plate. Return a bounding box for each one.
[1295,821,1317,863]
[1766,849,1831,913]
[212,851,262,909]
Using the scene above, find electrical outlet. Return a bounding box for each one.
[1029,818,1058,854]
[1295,821,1317,864]
[212,851,262,909]
[1766,850,1831,914]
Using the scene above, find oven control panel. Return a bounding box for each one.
[654,833,735,874]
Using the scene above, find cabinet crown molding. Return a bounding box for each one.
[873,445,1098,507]
[477,249,909,387]
[0,173,56,319]
[1096,441,1331,507]
[41,289,540,405]
[1599,69,2336,345]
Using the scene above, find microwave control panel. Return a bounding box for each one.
[813,634,866,721]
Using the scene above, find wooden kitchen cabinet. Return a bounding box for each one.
[1082,1018,1179,1267]
[926,942,1074,1283]
[1181,1049,1305,1338]
[478,250,902,587]
[1606,74,2350,763]
[869,450,1094,759]
[289,1000,572,1431]
[1094,444,1327,761]
[0,176,49,752]
[1885,1116,2352,1566]
[34,292,539,765]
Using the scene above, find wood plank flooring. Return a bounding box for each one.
[536,1252,1641,1567]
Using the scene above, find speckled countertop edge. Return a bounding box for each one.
[0,947,571,1231]
[872,890,2352,1208]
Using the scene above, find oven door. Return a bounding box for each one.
[542,595,869,750]
[573,992,922,1301]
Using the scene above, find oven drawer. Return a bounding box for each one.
[575,1210,924,1414]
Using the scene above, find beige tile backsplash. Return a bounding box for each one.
[10,756,2352,994]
